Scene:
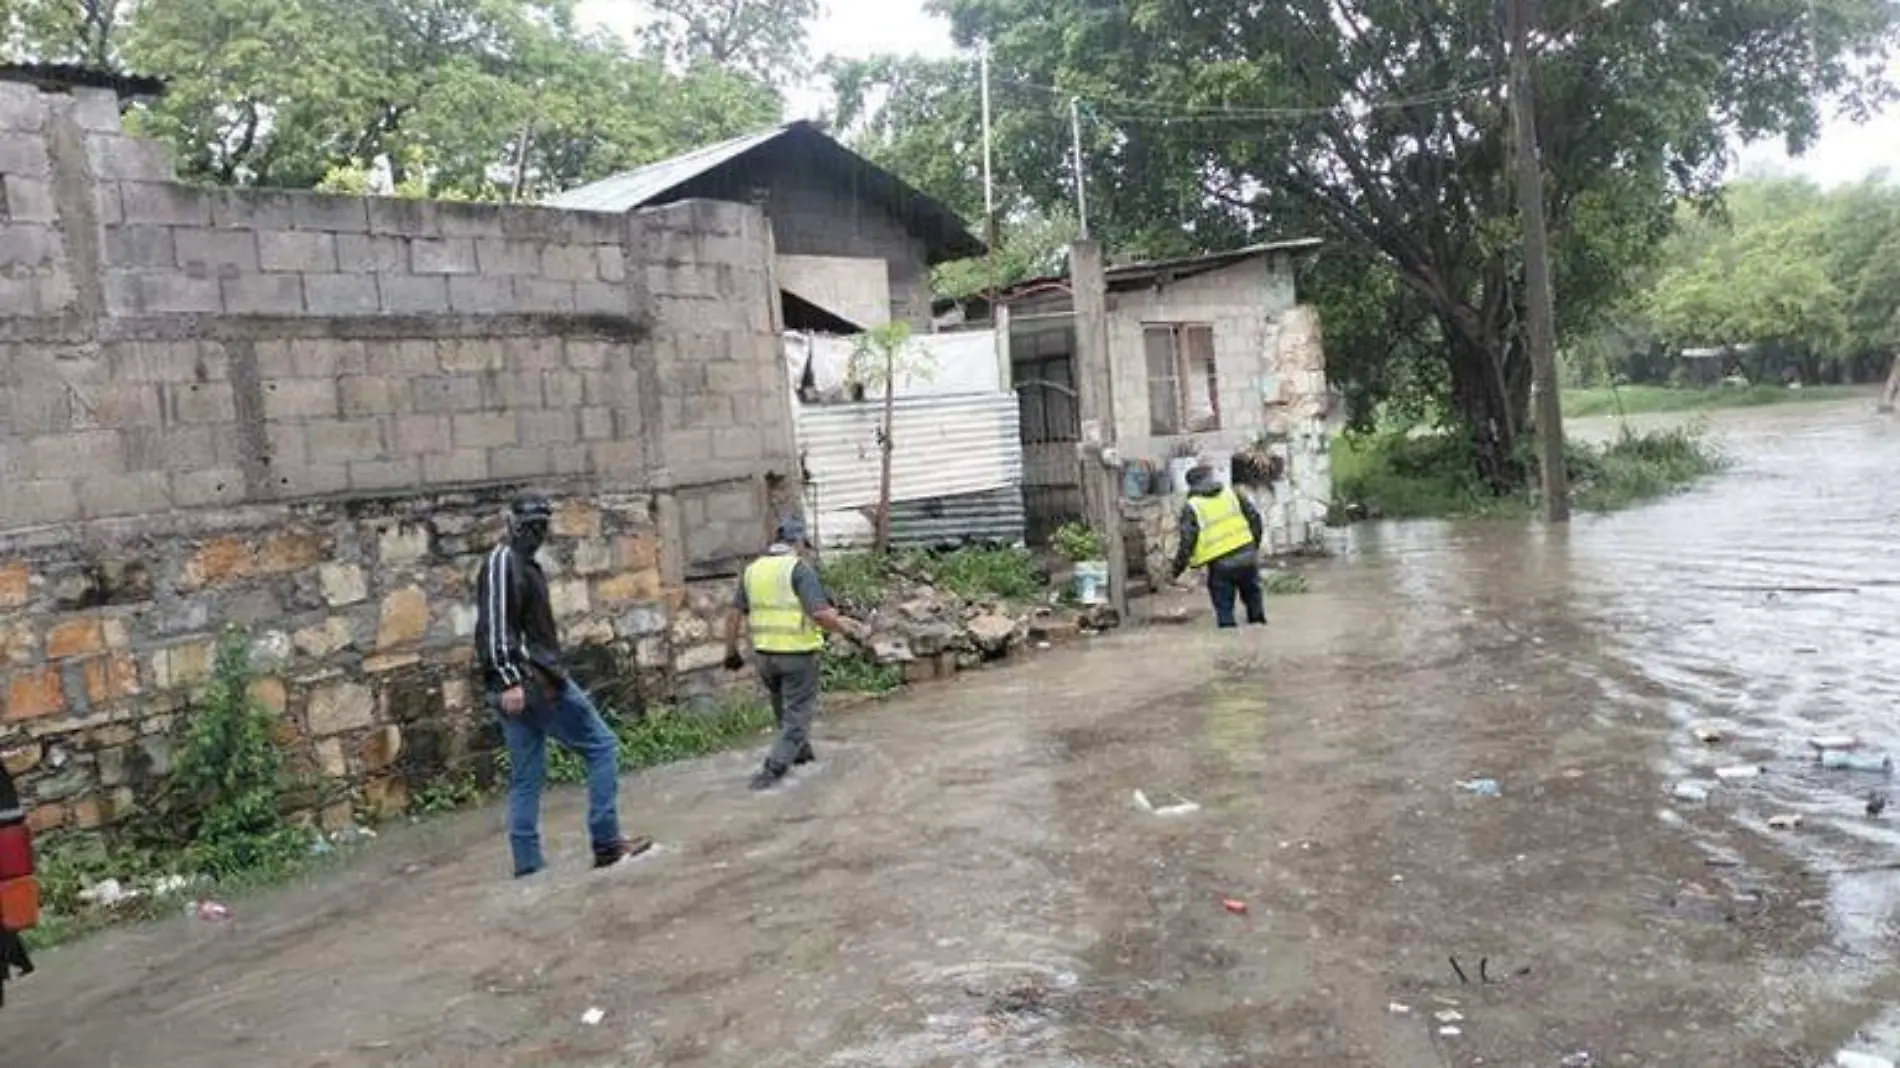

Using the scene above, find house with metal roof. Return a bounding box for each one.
[982,239,1334,554]
[546,120,984,332]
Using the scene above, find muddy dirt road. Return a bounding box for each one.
[7,398,1898,1067]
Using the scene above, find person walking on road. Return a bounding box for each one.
[475,493,653,877]
[724,516,867,791]
[1169,464,1268,629]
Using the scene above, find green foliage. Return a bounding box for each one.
[821,648,905,694]
[1632,177,1900,385]
[847,321,930,391]
[159,629,307,880]
[1050,522,1105,563]
[1568,426,1728,513]
[1332,425,1726,521]
[2,0,784,197]
[818,551,894,609]
[1562,383,1869,419]
[820,547,1047,610]
[915,547,1043,601]
[825,53,1078,300]
[494,695,777,787]
[842,0,1898,486]
[408,773,485,817]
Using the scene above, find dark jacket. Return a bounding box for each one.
[1171,484,1265,579]
[473,542,565,693]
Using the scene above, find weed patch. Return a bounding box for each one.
[1332,424,1726,521]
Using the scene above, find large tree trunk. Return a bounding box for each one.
[1445,326,1534,492]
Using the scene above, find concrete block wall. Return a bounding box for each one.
[0,82,799,829]
[1104,259,1329,554]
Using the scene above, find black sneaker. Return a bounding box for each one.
[750,764,787,791]
[593,836,655,869]
[794,743,815,766]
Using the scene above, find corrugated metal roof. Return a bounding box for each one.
[542,120,985,262]
[996,238,1325,303]
[543,123,797,213]
[797,393,1024,549]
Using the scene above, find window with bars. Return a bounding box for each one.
[1143,323,1220,435]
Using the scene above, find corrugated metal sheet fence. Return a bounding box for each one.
[795,393,1026,550]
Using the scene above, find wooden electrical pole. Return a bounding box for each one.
[1505,0,1571,522]
[1070,239,1127,619]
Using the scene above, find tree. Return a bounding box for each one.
[911,0,1897,487]
[0,0,127,64]
[827,53,1081,298]
[0,0,782,198]
[847,322,933,552]
[1642,176,1900,384]
[637,0,818,90]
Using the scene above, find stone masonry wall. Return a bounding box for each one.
[0,82,798,832]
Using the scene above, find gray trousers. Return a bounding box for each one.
[758,652,821,771]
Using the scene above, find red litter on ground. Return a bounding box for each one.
[1222,898,1248,914]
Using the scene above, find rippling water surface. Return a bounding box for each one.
[1342,398,1900,1059]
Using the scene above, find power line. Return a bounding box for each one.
[993,73,1501,122]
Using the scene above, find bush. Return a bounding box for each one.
[155,629,308,881]
[504,695,777,786]
[819,546,1045,609]
[1332,424,1725,521]
[821,648,905,694]
[1051,523,1105,562]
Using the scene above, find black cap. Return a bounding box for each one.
[510,493,553,521]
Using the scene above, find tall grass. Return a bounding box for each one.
[1562,383,1866,419]
[1332,424,1726,521]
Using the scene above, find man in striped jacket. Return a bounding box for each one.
[475,494,652,878]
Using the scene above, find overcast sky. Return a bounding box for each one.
[584,0,1899,186]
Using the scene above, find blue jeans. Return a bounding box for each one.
[492,677,622,877]
[1207,558,1266,628]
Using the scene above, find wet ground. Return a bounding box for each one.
[7,397,1899,1067]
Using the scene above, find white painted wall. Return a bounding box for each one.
[783,329,1002,399]
[1103,255,1332,553]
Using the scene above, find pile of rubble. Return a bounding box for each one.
[856,583,1120,685]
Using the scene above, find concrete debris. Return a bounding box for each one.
[1714,765,1763,781]
[1133,789,1200,817]
[869,636,916,664]
[1387,1002,1411,1015]
[965,614,1019,653]
[78,879,131,908]
[1836,1052,1896,1068]
[1766,813,1804,830]
[1810,734,1860,752]
[1434,1009,1465,1024]
[1458,778,1502,797]
[1672,782,1710,803]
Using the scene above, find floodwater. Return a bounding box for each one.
[6,397,1900,1067]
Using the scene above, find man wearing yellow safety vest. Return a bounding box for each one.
[1168,464,1268,628]
[723,516,869,791]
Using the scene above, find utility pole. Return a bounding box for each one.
[980,42,998,289]
[1070,239,1127,619]
[1505,0,1570,521]
[1069,97,1089,239]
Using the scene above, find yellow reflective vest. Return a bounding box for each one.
[744,555,824,653]
[1187,487,1254,567]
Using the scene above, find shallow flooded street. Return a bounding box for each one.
[6,398,1898,1067]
